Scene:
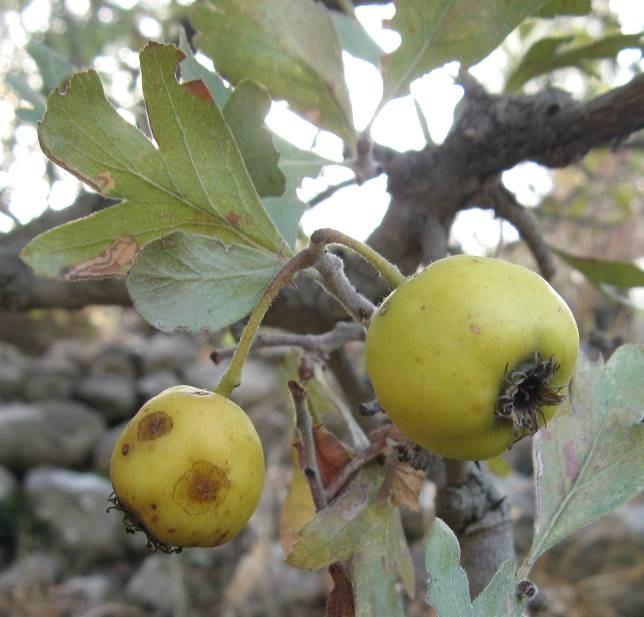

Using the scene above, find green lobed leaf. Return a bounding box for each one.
[426,519,525,617]
[425,517,473,617]
[331,12,384,66]
[26,39,74,91]
[472,561,525,617]
[522,345,644,573]
[23,43,290,280]
[352,551,407,617]
[536,0,591,17]
[127,231,284,333]
[177,28,231,107]
[286,465,385,569]
[223,80,285,198]
[382,0,548,103]
[264,136,333,248]
[550,246,644,289]
[506,32,644,92]
[191,0,356,147]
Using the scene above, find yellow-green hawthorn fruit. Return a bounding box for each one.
[366,255,579,460]
[110,386,264,547]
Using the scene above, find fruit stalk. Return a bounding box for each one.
[310,228,406,289]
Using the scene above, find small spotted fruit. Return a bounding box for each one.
[366,255,579,460]
[110,385,264,548]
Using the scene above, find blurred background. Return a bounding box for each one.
[0,1,642,616]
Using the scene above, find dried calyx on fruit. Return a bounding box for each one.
[366,255,579,461]
[109,385,264,549]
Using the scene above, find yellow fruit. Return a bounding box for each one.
[366,255,579,460]
[110,385,264,548]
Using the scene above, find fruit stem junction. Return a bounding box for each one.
[495,352,565,440]
[310,228,406,289]
[215,229,406,398]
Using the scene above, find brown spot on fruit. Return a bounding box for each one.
[138,411,173,441]
[150,504,157,510]
[62,235,139,280]
[151,514,159,523]
[167,528,176,533]
[470,324,481,334]
[121,444,129,455]
[173,460,231,515]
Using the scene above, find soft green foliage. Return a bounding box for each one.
[264,136,335,248]
[536,0,591,17]
[550,246,644,289]
[331,12,384,66]
[222,80,286,198]
[127,232,283,333]
[426,519,525,617]
[22,43,289,280]
[523,345,644,573]
[286,466,413,610]
[506,32,644,92]
[177,28,230,107]
[7,40,74,123]
[381,0,548,103]
[192,0,355,146]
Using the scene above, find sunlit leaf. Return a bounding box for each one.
[223,80,286,197]
[536,0,591,17]
[192,0,355,146]
[382,0,548,103]
[550,246,644,289]
[177,28,230,107]
[22,43,290,280]
[506,32,644,92]
[127,232,284,333]
[331,12,383,66]
[523,346,644,572]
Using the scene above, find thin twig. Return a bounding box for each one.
[288,380,327,510]
[308,178,357,207]
[482,181,557,281]
[413,95,434,146]
[313,252,376,322]
[210,321,365,363]
[326,437,388,501]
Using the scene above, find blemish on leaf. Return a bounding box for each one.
[173,460,231,515]
[470,324,481,334]
[182,80,214,104]
[96,170,116,194]
[226,211,241,228]
[62,235,139,280]
[563,440,580,482]
[138,411,173,441]
[304,108,322,125]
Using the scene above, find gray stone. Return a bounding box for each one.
[92,344,139,378]
[137,370,181,401]
[54,574,113,610]
[75,373,138,420]
[23,353,80,402]
[126,554,176,615]
[24,467,125,559]
[139,333,199,373]
[0,465,17,502]
[0,401,105,471]
[180,357,222,391]
[0,551,67,592]
[93,422,128,474]
[230,359,280,409]
[0,342,28,399]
